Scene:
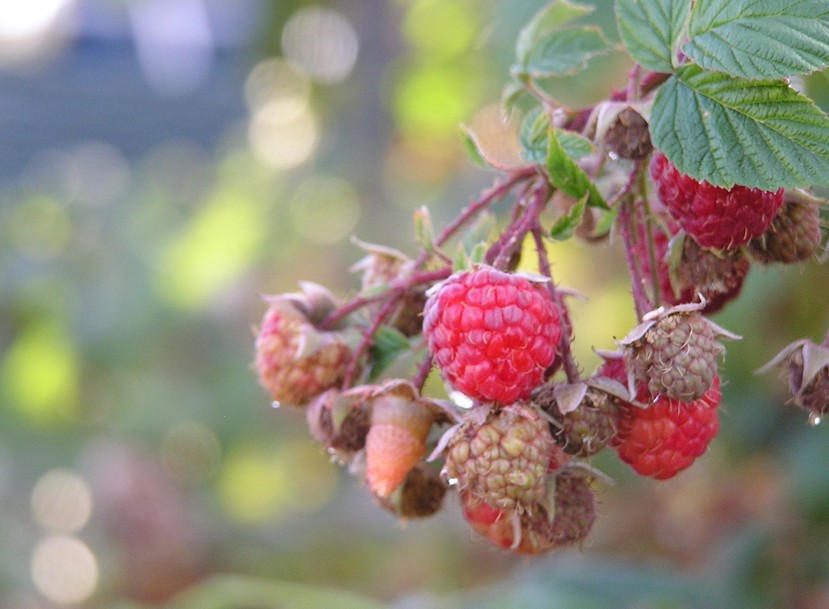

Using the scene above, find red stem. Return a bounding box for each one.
[618,199,652,320]
[532,227,580,383]
[411,351,434,393]
[341,295,401,389]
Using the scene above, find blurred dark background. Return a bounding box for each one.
[1,1,829,607]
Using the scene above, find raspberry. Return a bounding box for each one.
[461,470,595,554]
[534,384,620,457]
[672,236,749,314]
[444,404,553,511]
[255,294,355,406]
[748,200,822,265]
[614,376,721,480]
[650,151,784,250]
[423,267,561,404]
[621,308,737,402]
[365,393,435,498]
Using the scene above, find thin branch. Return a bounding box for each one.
[341,295,400,389]
[412,351,434,393]
[618,198,651,319]
[532,227,580,383]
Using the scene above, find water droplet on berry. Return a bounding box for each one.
[445,477,458,487]
[809,412,822,427]
[449,391,474,409]
[272,401,282,409]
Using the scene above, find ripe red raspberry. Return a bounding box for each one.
[650,151,784,250]
[423,268,561,404]
[255,299,354,406]
[614,376,721,480]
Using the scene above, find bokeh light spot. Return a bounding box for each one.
[1,321,78,424]
[31,535,98,605]
[8,196,72,261]
[281,7,358,84]
[289,176,360,244]
[0,0,72,41]
[31,469,92,533]
[394,63,481,141]
[249,103,318,169]
[218,441,336,524]
[160,421,222,485]
[154,189,265,309]
[403,0,476,60]
[244,58,311,117]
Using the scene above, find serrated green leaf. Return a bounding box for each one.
[368,326,412,381]
[683,0,829,81]
[516,0,595,63]
[513,26,613,79]
[616,0,692,72]
[521,107,596,163]
[650,64,829,190]
[459,124,490,168]
[550,195,587,240]
[547,127,608,209]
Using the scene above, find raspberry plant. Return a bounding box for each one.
[255,0,829,555]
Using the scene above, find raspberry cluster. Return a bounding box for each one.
[252,65,826,557]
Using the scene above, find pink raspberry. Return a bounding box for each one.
[650,151,783,250]
[423,268,561,404]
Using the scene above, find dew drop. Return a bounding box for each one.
[809,411,822,427]
[272,401,282,409]
[446,477,458,487]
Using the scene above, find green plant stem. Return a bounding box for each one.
[637,165,662,309]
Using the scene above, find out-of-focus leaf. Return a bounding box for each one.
[550,194,587,241]
[170,574,388,609]
[459,124,491,168]
[514,27,613,79]
[516,0,595,63]
[521,107,596,163]
[369,326,413,381]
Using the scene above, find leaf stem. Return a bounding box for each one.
[618,198,651,320]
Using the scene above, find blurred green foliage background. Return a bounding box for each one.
[1,1,829,607]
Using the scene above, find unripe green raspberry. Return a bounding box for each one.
[444,404,553,511]
[534,384,620,457]
[621,307,739,402]
[749,200,822,264]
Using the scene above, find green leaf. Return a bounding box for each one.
[172,574,388,609]
[684,0,829,80]
[520,107,596,163]
[547,126,608,208]
[453,244,471,272]
[516,0,595,63]
[459,124,490,168]
[593,203,621,237]
[513,26,613,79]
[650,64,829,190]
[616,0,692,72]
[501,80,525,117]
[368,326,412,381]
[550,195,587,240]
